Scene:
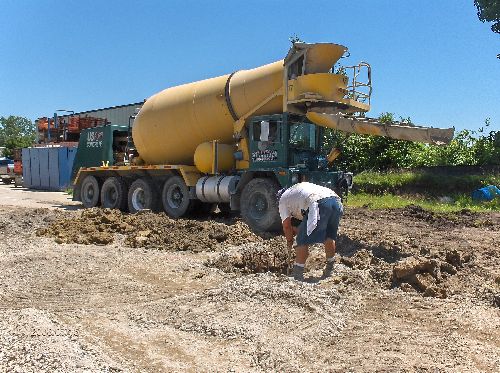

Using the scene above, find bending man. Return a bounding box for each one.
[278,182,344,281]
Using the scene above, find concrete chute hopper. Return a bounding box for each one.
[307,111,455,145]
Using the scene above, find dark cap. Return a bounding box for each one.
[276,188,287,202]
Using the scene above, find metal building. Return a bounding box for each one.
[57,101,144,126]
[37,101,144,143]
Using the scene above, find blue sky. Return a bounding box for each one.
[0,0,499,133]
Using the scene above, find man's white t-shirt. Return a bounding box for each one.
[278,182,340,235]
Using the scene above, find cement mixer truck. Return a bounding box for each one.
[72,42,454,232]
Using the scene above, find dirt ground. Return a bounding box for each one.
[0,184,499,372]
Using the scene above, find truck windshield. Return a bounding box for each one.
[289,123,316,150]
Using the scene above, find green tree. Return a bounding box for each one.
[0,116,36,158]
[474,0,500,34]
[322,114,499,171]
[322,113,424,172]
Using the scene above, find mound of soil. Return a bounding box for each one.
[36,208,266,252]
[206,240,290,274]
[35,205,499,303]
[399,204,495,228]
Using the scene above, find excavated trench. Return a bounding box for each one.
[35,205,500,304]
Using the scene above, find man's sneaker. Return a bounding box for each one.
[293,265,304,282]
[322,261,334,278]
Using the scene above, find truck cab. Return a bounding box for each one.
[247,113,352,195]
[0,157,15,185]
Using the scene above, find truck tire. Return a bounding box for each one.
[128,178,158,213]
[336,178,349,203]
[162,176,191,218]
[101,177,128,210]
[81,175,100,208]
[240,178,281,232]
[2,178,12,185]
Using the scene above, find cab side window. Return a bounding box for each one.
[253,121,279,142]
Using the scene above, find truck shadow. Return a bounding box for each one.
[50,204,82,211]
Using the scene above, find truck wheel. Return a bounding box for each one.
[162,176,191,218]
[81,176,100,208]
[128,178,158,213]
[2,178,12,185]
[240,178,281,232]
[101,177,128,210]
[337,179,349,203]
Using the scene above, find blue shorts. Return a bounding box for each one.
[296,197,343,245]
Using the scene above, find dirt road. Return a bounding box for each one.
[0,184,81,210]
[0,184,499,372]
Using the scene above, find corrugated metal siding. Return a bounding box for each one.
[31,150,41,188]
[22,146,77,191]
[39,149,50,187]
[49,149,59,189]
[58,147,77,189]
[59,102,143,126]
[22,148,31,187]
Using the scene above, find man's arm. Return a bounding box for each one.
[282,217,294,248]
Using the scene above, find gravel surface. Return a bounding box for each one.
[0,183,499,372]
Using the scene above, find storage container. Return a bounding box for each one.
[22,146,77,191]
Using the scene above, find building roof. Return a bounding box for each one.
[38,101,145,120]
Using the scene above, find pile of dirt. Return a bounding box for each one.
[36,208,267,252]
[35,205,499,304]
[399,204,495,228]
[0,208,67,237]
[391,250,471,298]
[206,240,290,274]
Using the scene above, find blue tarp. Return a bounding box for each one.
[471,185,500,202]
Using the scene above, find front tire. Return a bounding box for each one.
[162,176,191,218]
[81,175,100,208]
[101,177,128,210]
[128,178,158,213]
[240,178,281,232]
[337,179,349,203]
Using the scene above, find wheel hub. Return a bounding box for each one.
[249,193,268,219]
[131,188,146,210]
[83,185,95,202]
[167,185,183,209]
[107,188,117,203]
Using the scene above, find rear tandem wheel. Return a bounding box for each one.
[101,177,128,210]
[80,175,100,208]
[127,178,158,213]
[161,176,192,218]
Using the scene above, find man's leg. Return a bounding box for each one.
[325,238,336,259]
[295,245,309,265]
[323,239,336,277]
[293,245,308,281]
[322,198,343,278]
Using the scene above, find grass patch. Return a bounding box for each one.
[347,193,500,213]
[353,171,499,196]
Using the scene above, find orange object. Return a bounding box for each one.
[37,117,49,130]
[14,160,22,175]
